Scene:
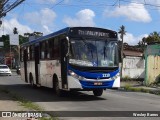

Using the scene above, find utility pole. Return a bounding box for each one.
[118,25,126,78]
[0,0,25,68]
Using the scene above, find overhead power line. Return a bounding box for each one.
[0,0,25,18]
[121,0,160,8]
[0,0,25,26]
[50,0,65,9]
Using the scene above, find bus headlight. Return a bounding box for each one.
[111,73,120,80]
[68,70,84,80]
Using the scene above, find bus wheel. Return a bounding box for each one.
[30,74,36,88]
[55,80,63,97]
[93,89,103,96]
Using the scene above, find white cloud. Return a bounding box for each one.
[104,3,152,23]
[0,18,32,36]
[144,0,160,4]
[63,9,95,27]
[43,25,51,33]
[24,8,56,34]
[118,33,148,45]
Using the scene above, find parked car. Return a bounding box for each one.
[0,65,12,76]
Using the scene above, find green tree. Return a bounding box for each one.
[19,35,28,44]
[2,34,9,49]
[13,27,18,34]
[138,37,146,50]
[143,31,160,44]
[118,25,126,77]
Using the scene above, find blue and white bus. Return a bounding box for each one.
[20,27,120,96]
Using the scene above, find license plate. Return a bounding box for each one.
[94,82,102,85]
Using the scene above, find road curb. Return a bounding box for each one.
[118,86,160,95]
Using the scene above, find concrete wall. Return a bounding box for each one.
[145,44,160,85]
[122,56,145,79]
[146,55,160,84]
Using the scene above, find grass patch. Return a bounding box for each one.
[39,117,58,120]
[122,76,131,81]
[122,76,144,82]
[123,85,160,95]
[0,87,57,120]
[124,84,131,90]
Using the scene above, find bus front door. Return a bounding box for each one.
[35,45,40,85]
[61,39,68,89]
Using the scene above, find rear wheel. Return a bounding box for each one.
[30,74,36,88]
[93,89,103,96]
[54,78,63,97]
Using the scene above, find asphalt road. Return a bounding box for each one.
[0,73,160,120]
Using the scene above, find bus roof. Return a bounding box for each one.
[21,27,69,47]
[21,27,117,47]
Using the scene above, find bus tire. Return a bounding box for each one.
[30,74,36,88]
[54,78,63,97]
[93,89,103,96]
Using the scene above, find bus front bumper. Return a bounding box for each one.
[67,76,120,90]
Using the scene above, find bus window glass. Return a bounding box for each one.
[29,46,32,60]
[69,39,118,67]
[27,47,30,60]
[31,45,34,60]
[40,42,45,59]
[46,41,50,59]
[53,38,60,59]
[48,39,53,59]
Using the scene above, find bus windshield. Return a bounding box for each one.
[69,38,119,67]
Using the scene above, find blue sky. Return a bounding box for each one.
[1,0,160,45]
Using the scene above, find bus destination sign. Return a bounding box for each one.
[69,27,117,38]
[78,30,109,38]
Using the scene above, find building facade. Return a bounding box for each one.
[122,50,145,79]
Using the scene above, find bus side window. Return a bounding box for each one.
[29,46,32,60]
[30,45,34,60]
[53,38,60,59]
[29,46,33,60]
[27,47,30,60]
[46,41,50,59]
[48,39,53,59]
[40,42,45,59]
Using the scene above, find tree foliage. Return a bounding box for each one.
[118,25,126,40]
[19,35,28,45]
[13,27,18,34]
[118,25,127,58]
[143,31,160,44]
[2,34,10,49]
[24,32,43,37]
[1,34,28,50]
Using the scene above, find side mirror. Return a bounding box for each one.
[66,37,70,57]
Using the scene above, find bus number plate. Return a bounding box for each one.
[94,82,102,85]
